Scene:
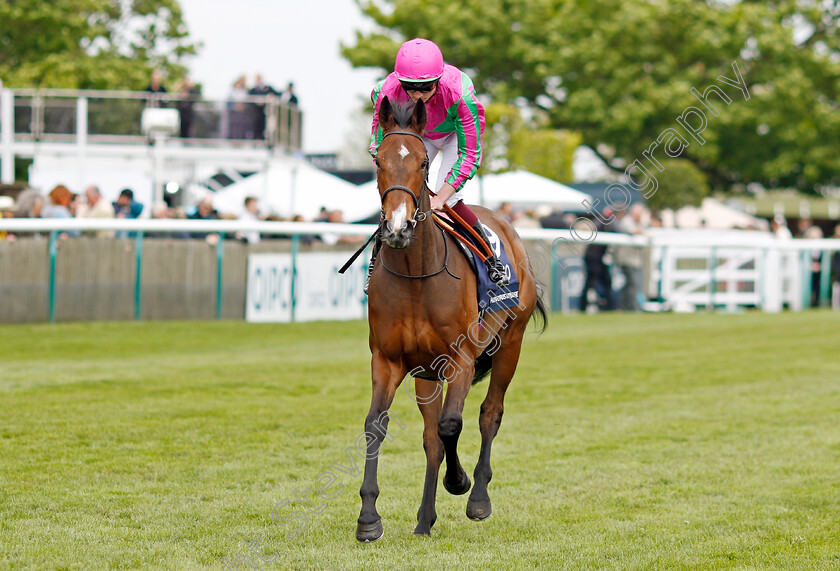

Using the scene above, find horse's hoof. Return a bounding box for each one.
[443,473,471,496]
[355,520,384,542]
[466,499,492,521]
[413,525,432,537]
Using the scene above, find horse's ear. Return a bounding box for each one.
[411,100,427,133]
[378,96,394,130]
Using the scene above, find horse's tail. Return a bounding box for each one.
[531,293,549,334]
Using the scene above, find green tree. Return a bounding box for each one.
[0,0,197,90]
[645,159,710,212]
[342,0,840,193]
[483,103,581,183]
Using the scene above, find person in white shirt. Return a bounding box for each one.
[237,196,261,244]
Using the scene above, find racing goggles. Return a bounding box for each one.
[400,79,438,93]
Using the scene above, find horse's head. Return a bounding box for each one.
[375,96,429,249]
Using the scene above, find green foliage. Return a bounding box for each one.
[343,0,840,193]
[463,102,582,183]
[0,0,197,90]
[507,127,581,183]
[646,159,711,211]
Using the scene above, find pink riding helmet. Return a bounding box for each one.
[394,38,444,82]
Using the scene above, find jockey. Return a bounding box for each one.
[366,38,509,289]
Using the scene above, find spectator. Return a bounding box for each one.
[249,74,278,140]
[113,188,143,238]
[113,188,143,219]
[84,185,115,238]
[320,210,361,246]
[43,185,79,237]
[176,77,200,139]
[615,203,647,312]
[69,193,85,218]
[804,225,824,307]
[42,185,74,219]
[145,70,168,107]
[227,76,250,139]
[314,206,330,223]
[12,188,44,218]
[237,196,261,244]
[148,201,187,239]
[580,214,615,313]
[771,215,793,239]
[292,213,316,245]
[796,216,814,238]
[649,211,664,228]
[282,82,298,106]
[189,196,219,243]
[281,81,300,148]
[496,201,514,223]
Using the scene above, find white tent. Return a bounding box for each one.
[208,156,381,221]
[459,170,591,211]
[676,197,770,230]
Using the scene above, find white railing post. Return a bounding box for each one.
[1,86,14,184]
[77,96,88,190]
[763,244,782,312]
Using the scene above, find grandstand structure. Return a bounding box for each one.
[0,85,303,207]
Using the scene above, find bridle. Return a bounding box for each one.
[376,129,458,281]
[378,130,432,228]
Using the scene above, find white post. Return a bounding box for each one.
[763,244,782,313]
[789,250,803,311]
[151,133,165,209]
[289,164,298,216]
[77,97,88,190]
[1,86,14,184]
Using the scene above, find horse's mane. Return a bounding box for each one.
[390,100,419,129]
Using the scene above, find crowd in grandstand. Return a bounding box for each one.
[145,71,299,141]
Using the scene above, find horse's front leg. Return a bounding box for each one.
[412,377,444,536]
[356,351,405,542]
[439,358,475,496]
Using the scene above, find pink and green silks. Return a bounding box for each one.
[369,65,485,192]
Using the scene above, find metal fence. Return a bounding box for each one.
[1,219,838,323]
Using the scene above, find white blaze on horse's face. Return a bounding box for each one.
[390,202,407,232]
[398,144,410,159]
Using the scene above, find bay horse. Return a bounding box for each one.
[357,96,547,541]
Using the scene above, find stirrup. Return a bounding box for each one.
[364,261,374,295]
[486,257,509,286]
[364,238,381,296]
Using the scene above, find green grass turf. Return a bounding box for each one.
[1,312,839,570]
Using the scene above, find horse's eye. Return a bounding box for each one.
[375,159,382,170]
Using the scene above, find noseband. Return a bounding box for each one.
[378,130,431,227]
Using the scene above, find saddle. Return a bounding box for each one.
[433,209,521,315]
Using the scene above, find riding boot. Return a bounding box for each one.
[471,221,509,287]
[363,237,381,295]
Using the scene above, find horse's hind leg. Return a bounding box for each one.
[413,378,444,536]
[356,351,405,542]
[439,363,474,497]
[466,331,524,521]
